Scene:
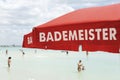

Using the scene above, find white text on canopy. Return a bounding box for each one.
[27,36,33,44]
[39,28,117,42]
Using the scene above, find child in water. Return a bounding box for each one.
[82,66,85,70]
[8,57,11,68]
[77,60,85,72]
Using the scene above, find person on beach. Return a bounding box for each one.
[8,57,11,68]
[77,60,84,72]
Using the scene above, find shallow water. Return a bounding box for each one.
[0,47,120,80]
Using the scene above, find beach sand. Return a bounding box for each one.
[0,47,120,80]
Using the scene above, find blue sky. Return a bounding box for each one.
[0,0,120,45]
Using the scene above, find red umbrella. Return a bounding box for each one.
[22,32,35,48]
[23,3,120,53]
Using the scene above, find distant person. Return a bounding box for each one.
[22,51,25,56]
[35,50,37,53]
[6,49,8,55]
[77,60,83,72]
[66,51,68,55]
[8,57,12,68]
[86,51,89,57]
[19,49,25,56]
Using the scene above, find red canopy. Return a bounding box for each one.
[23,3,120,53]
[35,3,120,28]
[22,32,35,48]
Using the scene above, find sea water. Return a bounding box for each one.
[0,47,120,80]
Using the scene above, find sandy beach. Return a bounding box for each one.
[0,47,120,80]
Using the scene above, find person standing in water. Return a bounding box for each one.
[6,49,8,55]
[8,57,12,68]
[66,51,69,55]
[77,60,83,72]
[22,51,25,56]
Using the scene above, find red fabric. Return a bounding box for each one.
[36,3,120,28]
[23,3,120,53]
[33,21,120,53]
[82,44,119,53]
[22,32,35,48]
